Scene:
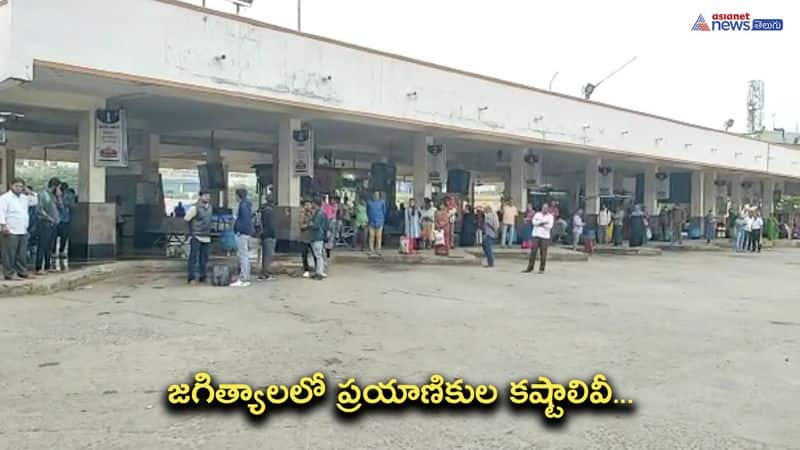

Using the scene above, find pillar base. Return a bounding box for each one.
[274,206,303,241]
[689,216,702,239]
[69,203,117,261]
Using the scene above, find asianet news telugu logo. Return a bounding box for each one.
[691,13,783,31]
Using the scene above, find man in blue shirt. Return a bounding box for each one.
[231,188,253,287]
[310,197,329,280]
[366,191,386,255]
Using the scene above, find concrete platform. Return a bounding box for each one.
[0,257,303,298]
[1,248,487,298]
[590,245,662,256]
[331,248,481,266]
[463,246,588,262]
[766,239,800,248]
[650,241,726,252]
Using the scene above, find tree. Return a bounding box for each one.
[15,160,79,191]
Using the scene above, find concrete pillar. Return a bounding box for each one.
[703,171,717,217]
[0,146,15,193]
[731,175,743,210]
[222,164,230,209]
[72,108,116,260]
[276,117,302,207]
[510,150,527,210]
[525,151,542,189]
[764,179,777,216]
[412,134,431,204]
[206,146,224,208]
[643,165,658,215]
[612,168,625,195]
[78,111,107,203]
[690,171,705,232]
[105,132,163,251]
[142,133,161,183]
[584,156,601,221]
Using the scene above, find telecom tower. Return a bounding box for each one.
[747,80,764,133]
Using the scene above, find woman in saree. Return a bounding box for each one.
[521,203,534,249]
[404,198,422,249]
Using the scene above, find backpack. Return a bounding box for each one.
[212,264,233,286]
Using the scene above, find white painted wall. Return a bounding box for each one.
[5,0,800,179]
[0,1,12,81]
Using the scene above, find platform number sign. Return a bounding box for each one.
[94,109,128,167]
[292,127,314,177]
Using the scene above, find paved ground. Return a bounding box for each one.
[1,249,798,449]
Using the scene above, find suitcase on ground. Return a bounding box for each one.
[212,264,233,286]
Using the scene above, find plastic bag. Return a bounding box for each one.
[399,236,411,254]
[434,229,445,246]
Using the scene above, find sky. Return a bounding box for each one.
[189,0,798,134]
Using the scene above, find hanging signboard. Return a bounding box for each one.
[714,179,728,198]
[656,172,670,200]
[94,109,128,167]
[598,166,613,196]
[291,127,314,177]
[427,144,446,183]
[524,152,540,186]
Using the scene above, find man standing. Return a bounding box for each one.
[742,208,754,252]
[482,205,499,267]
[0,178,31,281]
[500,200,518,248]
[185,190,213,284]
[524,206,554,274]
[571,209,584,251]
[751,210,763,252]
[598,205,611,245]
[298,199,315,278]
[231,188,253,287]
[704,209,716,244]
[352,197,368,251]
[613,206,625,246]
[310,197,329,280]
[35,177,61,274]
[259,199,276,280]
[670,205,685,244]
[366,190,386,255]
[55,184,76,258]
[659,207,669,241]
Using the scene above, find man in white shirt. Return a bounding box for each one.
[597,205,611,244]
[572,210,585,251]
[501,200,518,248]
[750,210,763,253]
[742,209,754,252]
[523,205,554,274]
[0,178,31,280]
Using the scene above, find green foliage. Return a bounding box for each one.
[15,161,79,191]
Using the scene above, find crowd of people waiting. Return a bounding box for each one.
[0,177,75,281]
[7,177,783,285]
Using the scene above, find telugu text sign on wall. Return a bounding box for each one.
[94,109,128,168]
